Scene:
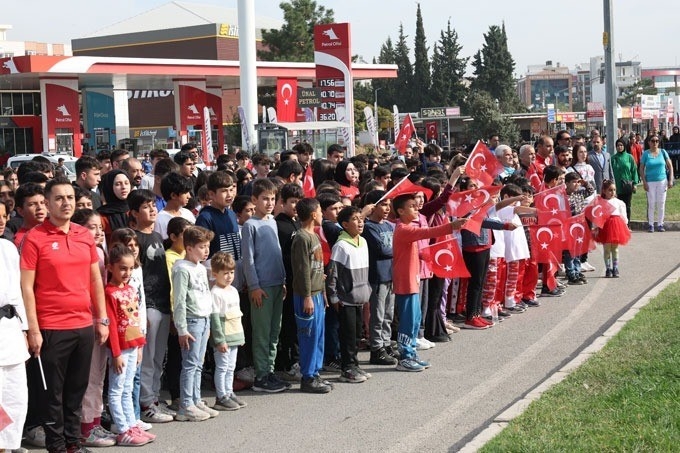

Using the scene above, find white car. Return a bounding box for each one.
[7,152,78,182]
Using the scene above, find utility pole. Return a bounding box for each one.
[603,0,618,144]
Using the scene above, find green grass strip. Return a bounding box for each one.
[631,185,680,221]
[481,278,680,453]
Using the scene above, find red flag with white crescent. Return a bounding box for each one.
[425,121,438,140]
[394,114,415,154]
[529,224,564,263]
[526,165,542,191]
[302,164,315,198]
[564,213,595,256]
[465,141,505,186]
[446,185,501,217]
[380,175,433,201]
[461,200,495,236]
[534,184,570,224]
[276,78,297,122]
[584,195,615,229]
[421,238,470,278]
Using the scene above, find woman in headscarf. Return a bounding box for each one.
[97,169,132,242]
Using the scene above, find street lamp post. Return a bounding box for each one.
[374,87,382,150]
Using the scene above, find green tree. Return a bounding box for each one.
[465,90,520,145]
[412,3,431,109]
[393,24,414,111]
[618,78,658,106]
[470,23,523,113]
[430,19,468,108]
[372,37,399,110]
[258,0,334,62]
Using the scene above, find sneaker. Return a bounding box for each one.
[556,281,567,289]
[213,396,241,411]
[540,287,564,297]
[568,277,585,285]
[355,366,372,379]
[580,262,596,272]
[116,427,150,447]
[167,398,181,412]
[338,368,367,383]
[156,400,177,417]
[196,401,220,418]
[657,225,666,232]
[505,305,526,314]
[370,348,398,365]
[82,426,116,447]
[66,445,93,453]
[480,316,495,326]
[384,345,401,359]
[605,268,613,278]
[612,267,620,278]
[141,403,174,423]
[498,309,512,318]
[463,317,490,330]
[24,426,46,447]
[174,405,210,422]
[235,366,255,383]
[517,301,529,310]
[522,299,541,307]
[300,376,332,394]
[229,394,247,408]
[448,313,467,324]
[138,427,156,442]
[252,375,286,393]
[279,362,302,382]
[578,273,588,284]
[322,360,341,373]
[648,224,654,233]
[396,359,425,372]
[413,356,431,369]
[269,372,292,389]
[136,420,152,431]
[415,338,434,350]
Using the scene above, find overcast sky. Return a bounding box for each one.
[3,0,678,75]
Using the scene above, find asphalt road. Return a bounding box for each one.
[90,230,680,453]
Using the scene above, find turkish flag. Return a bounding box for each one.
[565,213,595,257]
[425,121,438,140]
[421,238,470,278]
[465,141,505,186]
[461,200,495,236]
[526,165,542,191]
[276,78,297,122]
[584,195,615,228]
[302,164,315,198]
[529,224,563,263]
[534,184,570,224]
[394,114,415,154]
[446,185,501,217]
[381,175,433,201]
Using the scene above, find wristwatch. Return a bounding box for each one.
[95,318,110,326]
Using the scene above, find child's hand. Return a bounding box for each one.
[216,343,228,353]
[361,204,375,218]
[451,218,467,230]
[114,356,125,374]
[178,333,195,350]
[303,296,314,315]
[250,288,267,308]
[137,348,143,366]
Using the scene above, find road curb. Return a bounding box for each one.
[458,267,680,453]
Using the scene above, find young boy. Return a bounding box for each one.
[392,193,466,371]
[241,178,289,393]
[195,171,240,260]
[12,183,46,247]
[327,206,372,383]
[564,172,594,285]
[539,165,567,297]
[290,198,331,393]
[275,183,303,380]
[128,190,175,424]
[209,252,247,410]
[361,190,398,365]
[155,172,196,239]
[172,226,218,421]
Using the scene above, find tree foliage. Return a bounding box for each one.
[393,24,414,111]
[618,78,658,106]
[258,0,334,62]
[430,19,468,108]
[469,23,524,113]
[411,3,431,110]
[465,90,520,145]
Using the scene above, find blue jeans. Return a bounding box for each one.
[179,317,209,409]
[396,294,421,360]
[563,251,582,279]
[108,348,138,433]
[213,346,238,399]
[294,293,325,379]
[132,364,141,419]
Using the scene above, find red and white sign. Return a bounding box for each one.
[587,102,604,122]
[174,80,207,145]
[276,78,298,122]
[206,87,224,156]
[41,78,82,156]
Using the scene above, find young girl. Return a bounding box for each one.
[593,180,631,278]
[162,217,192,413]
[571,143,597,273]
[105,244,155,446]
[109,228,157,427]
[71,209,117,447]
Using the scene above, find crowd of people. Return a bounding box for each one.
[0,128,671,452]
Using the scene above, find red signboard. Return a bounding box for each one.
[42,79,82,156]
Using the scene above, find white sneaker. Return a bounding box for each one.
[136,419,153,431]
[196,401,220,418]
[581,262,596,272]
[415,338,433,350]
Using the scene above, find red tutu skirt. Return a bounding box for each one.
[595,215,631,245]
